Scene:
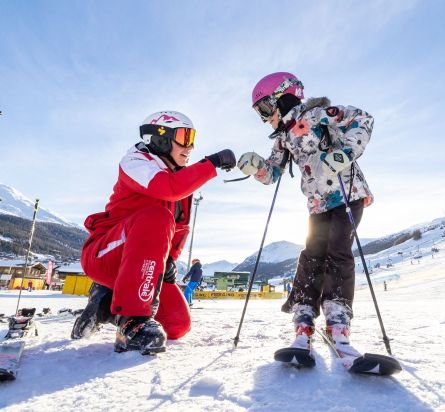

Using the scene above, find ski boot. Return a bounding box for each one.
[291,304,315,351]
[6,308,37,339]
[323,300,361,357]
[274,304,316,367]
[71,282,115,339]
[114,316,167,355]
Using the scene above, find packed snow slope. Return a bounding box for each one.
[1,253,444,411]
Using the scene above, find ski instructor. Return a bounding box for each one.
[237,72,374,355]
[71,111,236,355]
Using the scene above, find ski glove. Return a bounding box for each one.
[206,149,236,171]
[163,257,177,284]
[237,152,265,176]
[320,150,352,176]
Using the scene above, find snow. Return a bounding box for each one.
[57,262,85,273]
[1,253,444,411]
[355,225,445,287]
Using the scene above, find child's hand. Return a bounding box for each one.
[320,150,352,175]
[237,152,265,175]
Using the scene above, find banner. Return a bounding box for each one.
[45,261,53,285]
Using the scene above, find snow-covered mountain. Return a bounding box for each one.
[176,260,237,278]
[0,183,76,227]
[201,260,238,277]
[237,240,304,266]
[233,241,304,281]
[354,219,445,287]
[230,219,445,282]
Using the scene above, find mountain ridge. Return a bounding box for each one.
[1,183,443,279]
[0,183,79,227]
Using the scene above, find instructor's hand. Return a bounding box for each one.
[206,149,236,171]
[237,152,265,175]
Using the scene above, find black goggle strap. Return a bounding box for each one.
[140,124,176,140]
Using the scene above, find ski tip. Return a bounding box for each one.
[0,369,17,381]
[349,353,402,376]
[274,347,316,368]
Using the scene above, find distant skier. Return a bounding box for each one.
[286,282,292,297]
[183,258,203,306]
[71,111,235,355]
[238,72,373,356]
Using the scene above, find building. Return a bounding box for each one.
[56,262,85,280]
[0,259,47,290]
[59,262,92,295]
[211,271,251,291]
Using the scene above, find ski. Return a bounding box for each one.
[0,340,25,381]
[0,308,37,381]
[315,327,402,376]
[274,347,316,368]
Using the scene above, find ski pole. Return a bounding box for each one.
[337,175,393,355]
[233,175,282,348]
[15,199,39,316]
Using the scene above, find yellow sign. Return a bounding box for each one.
[193,290,284,300]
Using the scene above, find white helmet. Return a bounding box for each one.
[139,111,195,156]
[141,111,194,130]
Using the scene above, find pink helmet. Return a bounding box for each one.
[251,72,304,106]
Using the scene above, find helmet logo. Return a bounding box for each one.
[157,126,166,135]
[150,114,180,124]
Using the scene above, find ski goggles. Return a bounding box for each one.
[140,124,196,147]
[253,96,277,122]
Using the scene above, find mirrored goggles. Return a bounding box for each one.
[253,97,277,123]
[140,124,196,147]
[173,127,196,147]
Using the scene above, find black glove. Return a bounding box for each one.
[163,257,177,284]
[206,149,236,171]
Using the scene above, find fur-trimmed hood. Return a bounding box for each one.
[279,97,331,127]
[303,96,331,111]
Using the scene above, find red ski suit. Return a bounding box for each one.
[81,145,217,339]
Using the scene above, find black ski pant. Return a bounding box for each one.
[282,199,364,318]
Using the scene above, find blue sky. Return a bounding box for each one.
[1,0,444,263]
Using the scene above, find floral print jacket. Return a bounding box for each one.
[254,97,374,214]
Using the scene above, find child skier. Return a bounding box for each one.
[71,111,236,355]
[183,258,203,306]
[238,72,374,355]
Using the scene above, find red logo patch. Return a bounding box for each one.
[326,106,339,117]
